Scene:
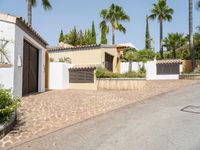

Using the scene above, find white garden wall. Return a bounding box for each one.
[49,62,74,89]
[120,62,144,73]
[145,60,182,80]
[120,60,183,80]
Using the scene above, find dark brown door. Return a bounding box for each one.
[105,53,113,72]
[23,40,39,96]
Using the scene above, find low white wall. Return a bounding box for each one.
[120,60,182,80]
[120,62,143,73]
[145,60,182,80]
[49,62,74,89]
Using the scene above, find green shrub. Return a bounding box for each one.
[121,71,145,78]
[0,89,20,124]
[96,68,146,78]
[96,68,121,78]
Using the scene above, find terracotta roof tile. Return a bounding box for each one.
[157,59,182,64]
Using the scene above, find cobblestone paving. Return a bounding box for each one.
[0,80,199,148]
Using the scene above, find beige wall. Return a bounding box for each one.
[48,47,120,73]
[97,79,146,90]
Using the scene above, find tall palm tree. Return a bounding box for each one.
[100,4,130,45]
[149,0,174,59]
[189,0,196,71]
[27,0,52,25]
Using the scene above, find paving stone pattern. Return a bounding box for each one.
[0,80,199,148]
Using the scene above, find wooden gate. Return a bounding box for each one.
[156,63,180,75]
[22,40,39,96]
[69,68,95,83]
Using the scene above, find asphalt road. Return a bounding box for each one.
[8,83,200,150]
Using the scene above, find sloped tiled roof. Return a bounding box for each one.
[48,44,101,51]
[157,59,182,64]
[69,64,101,70]
[0,12,48,47]
[47,44,131,52]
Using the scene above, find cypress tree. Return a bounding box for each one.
[145,15,151,49]
[59,30,65,42]
[101,30,108,44]
[91,21,97,44]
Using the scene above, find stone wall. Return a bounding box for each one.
[97,78,146,90]
[180,74,200,80]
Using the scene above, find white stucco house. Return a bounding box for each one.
[0,13,48,97]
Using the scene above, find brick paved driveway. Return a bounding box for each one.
[0,80,199,148]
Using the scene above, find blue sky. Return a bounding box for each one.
[1,0,200,51]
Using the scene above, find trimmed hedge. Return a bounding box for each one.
[96,68,146,78]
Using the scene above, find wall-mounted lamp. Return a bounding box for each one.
[17,55,22,67]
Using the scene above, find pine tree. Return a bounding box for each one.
[145,15,151,49]
[91,21,97,44]
[59,30,65,42]
[65,27,78,46]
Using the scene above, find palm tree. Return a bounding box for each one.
[149,0,174,59]
[163,33,186,59]
[100,4,130,45]
[27,0,52,25]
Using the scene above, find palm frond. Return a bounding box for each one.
[32,0,37,7]
[42,0,52,10]
[116,23,126,34]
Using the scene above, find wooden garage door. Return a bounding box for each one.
[22,40,39,96]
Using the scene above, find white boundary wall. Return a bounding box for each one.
[49,62,74,89]
[120,62,143,73]
[120,60,183,80]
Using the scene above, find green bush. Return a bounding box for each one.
[0,89,20,124]
[121,71,145,78]
[96,68,146,78]
[138,49,156,62]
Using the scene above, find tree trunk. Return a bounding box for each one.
[28,0,32,25]
[189,0,196,71]
[112,24,115,45]
[129,61,132,72]
[160,18,164,59]
[172,48,176,59]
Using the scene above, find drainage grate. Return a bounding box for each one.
[181,105,200,114]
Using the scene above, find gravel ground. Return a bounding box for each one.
[0,80,199,148]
